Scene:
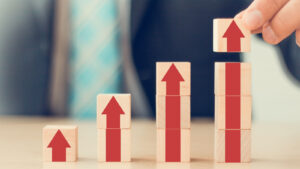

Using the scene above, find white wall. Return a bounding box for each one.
[244,37,300,124]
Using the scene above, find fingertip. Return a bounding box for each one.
[235,10,245,19]
[242,9,264,30]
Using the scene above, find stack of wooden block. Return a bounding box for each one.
[214,63,252,163]
[97,94,131,162]
[213,18,252,163]
[156,62,191,162]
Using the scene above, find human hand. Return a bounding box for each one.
[236,0,300,47]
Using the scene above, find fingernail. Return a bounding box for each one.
[263,24,278,44]
[243,10,263,29]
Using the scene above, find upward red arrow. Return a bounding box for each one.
[162,64,185,95]
[102,96,125,128]
[223,20,245,52]
[47,130,71,162]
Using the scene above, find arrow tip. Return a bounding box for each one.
[102,96,125,115]
[223,20,245,38]
[47,130,71,148]
[162,64,185,82]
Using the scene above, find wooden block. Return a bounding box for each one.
[43,125,78,162]
[157,129,190,162]
[215,62,251,96]
[97,94,131,129]
[215,95,252,130]
[215,130,251,163]
[97,128,131,162]
[213,18,251,52]
[156,62,191,96]
[156,95,190,129]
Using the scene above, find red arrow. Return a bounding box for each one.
[166,96,181,128]
[165,129,181,162]
[162,64,185,95]
[47,130,71,162]
[106,129,121,162]
[223,20,245,52]
[225,130,241,162]
[102,96,125,128]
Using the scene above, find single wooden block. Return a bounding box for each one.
[157,129,190,162]
[98,128,131,162]
[43,125,78,162]
[215,130,251,163]
[213,18,251,52]
[97,94,131,129]
[156,95,190,129]
[215,62,251,96]
[215,95,252,130]
[156,62,191,96]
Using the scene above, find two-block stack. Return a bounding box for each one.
[213,18,252,163]
[156,62,191,162]
[97,94,131,162]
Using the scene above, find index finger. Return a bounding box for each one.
[241,0,289,30]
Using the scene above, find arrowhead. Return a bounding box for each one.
[223,20,244,38]
[102,97,125,115]
[162,64,185,82]
[47,130,71,148]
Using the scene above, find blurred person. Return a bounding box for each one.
[0,0,299,117]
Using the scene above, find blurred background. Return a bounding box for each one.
[0,0,299,124]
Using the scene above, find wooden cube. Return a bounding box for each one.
[156,62,191,96]
[213,18,251,52]
[97,128,131,162]
[215,130,251,163]
[157,129,190,162]
[156,95,190,129]
[97,94,131,129]
[215,95,252,130]
[43,125,78,162]
[215,62,251,96]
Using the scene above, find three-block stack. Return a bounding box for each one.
[213,18,252,163]
[97,94,131,162]
[156,62,191,162]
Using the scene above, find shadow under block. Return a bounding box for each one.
[215,130,251,163]
[215,62,251,96]
[157,129,190,162]
[43,125,78,162]
[213,18,251,52]
[215,95,252,130]
[97,94,131,129]
[156,95,190,129]
[97,128,131,162]
[156,62,191,96]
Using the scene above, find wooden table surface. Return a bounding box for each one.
[0,116,299,169]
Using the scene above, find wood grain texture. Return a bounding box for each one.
[215,95,252,130]
[156,62,191,96]
[156,129,190,162]
[97,129,131,162]
[97,94,131,129]
[215,130,251,163]
[43,125,78,162]
[213,18,251,52]
[156,95,190,129]
[214,62,251,96]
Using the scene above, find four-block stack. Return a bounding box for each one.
[97,94,131,162]
[213,18,252,163]
[156,62,191,162]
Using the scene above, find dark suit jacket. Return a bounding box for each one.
[130,0,300,117]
